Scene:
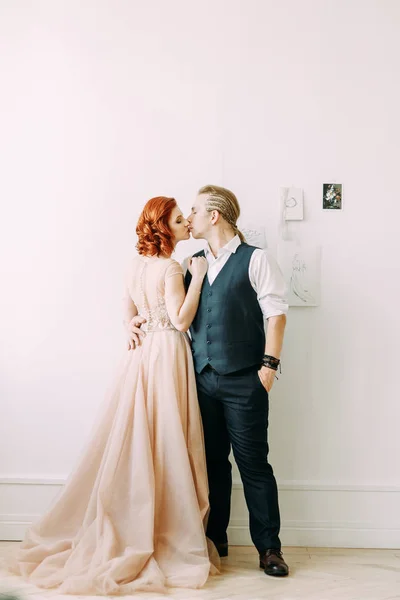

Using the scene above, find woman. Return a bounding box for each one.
[9,197,218,595]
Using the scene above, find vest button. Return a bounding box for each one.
[207,356,211,361]
[208,292,212,296]
[207,340,211,344]
[206,324,211,328]
[207,308,211,312]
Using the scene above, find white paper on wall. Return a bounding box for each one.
[240,225,267,248]
[277,241,320,306]
[284,187,304,221]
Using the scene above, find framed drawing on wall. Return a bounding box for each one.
[323,183,343,210]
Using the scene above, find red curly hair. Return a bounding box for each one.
[136,196,177,257]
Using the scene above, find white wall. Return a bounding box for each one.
[1,0,399,547]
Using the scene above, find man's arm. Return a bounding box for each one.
[250,249,288,392]
[258,314,286,392]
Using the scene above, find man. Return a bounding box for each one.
[129,185,289,577]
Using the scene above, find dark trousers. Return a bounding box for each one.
[196,365,281,551]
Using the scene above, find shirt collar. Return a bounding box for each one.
[204,235,241,258]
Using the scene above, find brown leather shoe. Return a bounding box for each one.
[259,549,289,577]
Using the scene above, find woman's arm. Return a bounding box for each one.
[123,287,137,328]
[122,285,139,350]
[164,257,207,332]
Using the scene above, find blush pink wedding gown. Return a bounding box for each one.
[9,256,218,595]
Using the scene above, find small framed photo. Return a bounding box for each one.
[323,183,342,210]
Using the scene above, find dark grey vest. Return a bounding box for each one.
[185,243,265,375]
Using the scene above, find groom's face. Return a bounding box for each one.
[187,194,212,239]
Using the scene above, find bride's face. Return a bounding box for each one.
[168,205,190,245]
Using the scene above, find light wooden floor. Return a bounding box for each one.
[1,543,399,600]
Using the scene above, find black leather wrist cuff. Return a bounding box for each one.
[262,355,280,371]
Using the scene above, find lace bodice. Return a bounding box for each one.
[126,256,184,332]
[138,260,173,331]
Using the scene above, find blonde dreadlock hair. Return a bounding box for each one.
[197,185,245,242]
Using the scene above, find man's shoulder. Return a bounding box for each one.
[241,241,260,249]
[237,242,260,256]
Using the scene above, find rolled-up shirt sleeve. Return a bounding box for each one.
[249,249,289,319]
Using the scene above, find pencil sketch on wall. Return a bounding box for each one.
[283,186,304,220]
[277,241,320,307]
[240,225,267,248]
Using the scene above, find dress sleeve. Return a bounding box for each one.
[165,260,184,279]
[122,260,138,325]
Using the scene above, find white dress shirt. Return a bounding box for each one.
[187,235,288,320]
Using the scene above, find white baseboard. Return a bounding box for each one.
[227,520,400,549]
[1,477,400,548]
[0,515,37,542]
[2,516,399,549]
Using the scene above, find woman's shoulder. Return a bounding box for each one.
[164,258,184,278]
[125,254,150,278]
[165,257,182,267]
[127,254,143,270]
[127,254,183,275]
